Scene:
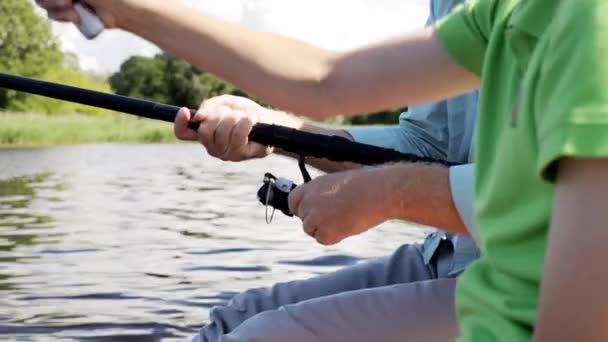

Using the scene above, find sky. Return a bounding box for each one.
[47,0,429,73]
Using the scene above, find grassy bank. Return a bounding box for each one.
[0,112,179,147]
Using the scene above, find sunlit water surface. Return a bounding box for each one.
[0,144,429,341]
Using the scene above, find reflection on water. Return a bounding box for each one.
[0,173,61,293]
[0,144,429,341]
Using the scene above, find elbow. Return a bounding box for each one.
[298,95,339,120]
[255,51,343,120]
[299,53,343,120]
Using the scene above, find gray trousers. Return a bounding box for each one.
[193,242,458,342]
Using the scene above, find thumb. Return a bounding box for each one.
[288,185,306,217]
[174,107,198,141]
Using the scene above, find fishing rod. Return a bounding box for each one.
[0,72,455,221]
[0,73,453,165]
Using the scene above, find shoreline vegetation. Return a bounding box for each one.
[0,112,180,147]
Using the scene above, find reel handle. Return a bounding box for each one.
[74,2,105,39]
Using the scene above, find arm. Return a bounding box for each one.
[289,162,469,245]
[386,163,468,235]
[292,121,476,236]
[533,158,608,342]
[125,4,479,118]
[173,94,474,235]
[46,0,479,118]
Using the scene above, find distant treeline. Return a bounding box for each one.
[109,53,246,109]
[2,0,402,125]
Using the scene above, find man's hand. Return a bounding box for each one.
[288,167,394,245]
[175,95,301,162]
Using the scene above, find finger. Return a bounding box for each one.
[47,8,79,22]
[174,107,198,141]
[198,116,222,156]
[214,113,239,159]
[243,142,274,160]
[315,228,341,246]
[193,101,210,122]
[226,114,254,159]
[39,0,73,10]
[238,116,274,159]
[302,213,319,238]
[288,186,306,218]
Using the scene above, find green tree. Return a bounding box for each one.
[110,53,245,108]
[0,0,63,108]
[109,56,170,104]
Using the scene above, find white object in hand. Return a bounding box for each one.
[73,2,104,39]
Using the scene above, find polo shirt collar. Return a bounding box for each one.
[509,0,556,38]
[506,0,557,70]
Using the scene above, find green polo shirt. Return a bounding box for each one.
[435,0,608,341]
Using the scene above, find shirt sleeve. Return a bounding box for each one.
[449,163,479,244]
[536,0,608,181]
[434,0,501,76]
[346,110,448,160]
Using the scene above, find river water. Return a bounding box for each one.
[0,144,429,341]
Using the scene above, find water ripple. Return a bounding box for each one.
[0,145,429,341]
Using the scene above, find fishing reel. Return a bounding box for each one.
[257,156,312,223]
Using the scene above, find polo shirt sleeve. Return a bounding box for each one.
[434,0,501,76]
[536,0,608,182]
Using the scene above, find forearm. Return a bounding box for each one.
[117,1,336,117]
[113,1,478,119]
[382,163,468,235]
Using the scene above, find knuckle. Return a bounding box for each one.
[242,115,256,126]
[201,97,219,108]
[225,153,240,162]
[224,116,238,127]
[217,105,231,115]
[208,149,224,160]
[318,239,332,246]
[303,224,315,236]
[317,232,338,246]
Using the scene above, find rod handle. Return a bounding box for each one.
[74,2,105,39]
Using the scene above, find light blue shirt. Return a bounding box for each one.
[346,0,479,276]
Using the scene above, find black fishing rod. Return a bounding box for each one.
[0,73,452,166]
[0,72,455,221]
